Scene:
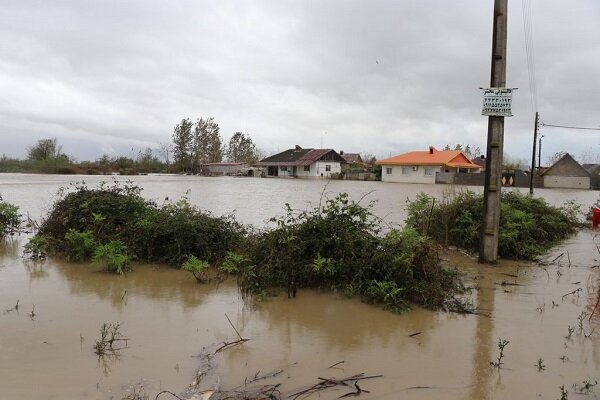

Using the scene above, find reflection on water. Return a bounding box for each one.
[1,174,600,399]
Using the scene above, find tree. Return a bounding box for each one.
[226,132,259,163]
[27,138,63,161]
[158,142,172,171]
[172,118,193,172]
[443,143,482,160]
[192,117,223,171]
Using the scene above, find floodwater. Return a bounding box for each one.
[0,173,599,399]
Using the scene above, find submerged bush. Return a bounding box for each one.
[0,195,20,238]
[35,182,463,311]
[23,234,49,259]
[92,240,130,274]
[241,193,462,311]
[181,255,210,282]
[38,181,244,268]
[406,190,581,260]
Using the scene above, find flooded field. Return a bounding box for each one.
[1,174,599,399]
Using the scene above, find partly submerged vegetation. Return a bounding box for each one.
[23,183,582,311]
[0,195,20,238]
[29,182,463,311]
[406,190,581,260]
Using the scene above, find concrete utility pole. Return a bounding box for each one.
[529,111,539,194]
[479,0,508,264]
[538,135,544,169]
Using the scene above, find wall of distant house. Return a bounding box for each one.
[275,161,341,179]
[543,176,590,189]
[381,165,441,183]
[436,171,542,188]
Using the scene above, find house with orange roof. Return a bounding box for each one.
[376,146,480,183]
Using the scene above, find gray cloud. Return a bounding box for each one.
[1,0,599,164]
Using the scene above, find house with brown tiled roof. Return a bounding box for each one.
[257,146,346,178]
[376,146,480,183]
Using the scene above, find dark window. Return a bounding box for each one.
[304,165,310,172]
[325,165,331,172]
[386,168,392,174]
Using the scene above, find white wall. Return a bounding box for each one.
[276,162,341,179]
[381,165,441,183]
[544,176,590,189]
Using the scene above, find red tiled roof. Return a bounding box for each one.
[377,147,479,169]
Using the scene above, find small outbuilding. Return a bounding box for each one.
[542,153,590,189]
[199,162,249,176]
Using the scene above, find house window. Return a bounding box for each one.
[386,168,392,175]
[304,165,310,172]
[325,165,331,172]
[424,167,433,176]
[281,166,287,172]
[401,167,409,175]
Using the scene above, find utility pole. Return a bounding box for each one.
[529,111,539,194]
[538,135,543,169]
[479,0,508,264]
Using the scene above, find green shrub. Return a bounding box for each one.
[406,190,581,260]
[181,255,210,282]
[0,196,20,237]
[93,240,130,274]
[241,194,461,310]
[220,251,252,274]
[23,235,49,259]
[38,182,244,267]
[64,229,96,262]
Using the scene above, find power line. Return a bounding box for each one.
[521,0,538,112]
[541,123,600,131]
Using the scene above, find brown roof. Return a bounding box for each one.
[258,148,345,167]
[342,153,363,164]
[376,147,480,169]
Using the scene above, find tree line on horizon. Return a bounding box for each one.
[0,118,263,175]
[0,125,596,175]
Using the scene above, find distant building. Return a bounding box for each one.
[341,152,363,165]
[376,146,480,184]
[583,164,600,190]
[257,146,346,178]
[199,162,249,176]
[542,153,591,189]
[472,155,486,171]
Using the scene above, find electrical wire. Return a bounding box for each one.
[540,123,600,131]
[521,0,538,113]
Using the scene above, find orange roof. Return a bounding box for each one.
[377,147,480,169]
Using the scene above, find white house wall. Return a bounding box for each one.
[381,165,441,183]
[543,176,590,189]
[277,162,341,179]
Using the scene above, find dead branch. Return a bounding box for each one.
[210,338,250,359]
[290,373,382,400]
[154,390,184,400]
[551,253,565,263]
[338,381,371,398]
[225,313,243,341]
[328,361,345,369]
[408,332,422,338]
[245,369,285,385]
[561,288,582,301]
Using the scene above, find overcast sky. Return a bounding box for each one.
[1,0,599,164]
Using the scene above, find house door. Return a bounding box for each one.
[292,166,297,176]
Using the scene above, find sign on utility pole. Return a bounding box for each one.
[479,0,510,264]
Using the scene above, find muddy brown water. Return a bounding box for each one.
[1,174,599,399]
